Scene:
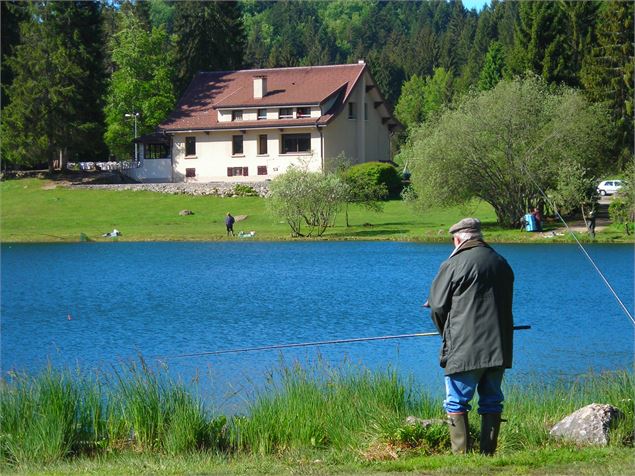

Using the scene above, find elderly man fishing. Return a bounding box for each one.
[424,218,514,455]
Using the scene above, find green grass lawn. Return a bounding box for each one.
[1,178,632,243]
[3,447,633,475]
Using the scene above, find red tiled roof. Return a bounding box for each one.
[160,63,366,132]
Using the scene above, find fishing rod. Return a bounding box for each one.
[155,325,531,360]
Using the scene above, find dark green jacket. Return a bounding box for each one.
[427,240,514,375]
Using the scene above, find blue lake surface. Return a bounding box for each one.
[1,242,633,411]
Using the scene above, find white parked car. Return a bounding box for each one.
[597,180,623,196]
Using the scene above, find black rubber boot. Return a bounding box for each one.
[447,412,470,454]
[480,413,502,455]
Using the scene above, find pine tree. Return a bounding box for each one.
[439,0,468,75]
[1,1,28,110]
[478,41,506,91]
[510,1,581,86]
[1,2,107,169]
[581,0,634,163]
[461,7,496,90]
[172,1,244,95]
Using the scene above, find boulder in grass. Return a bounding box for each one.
[405,416,446,428]
[179,209,194,216]
[549,403,623,446]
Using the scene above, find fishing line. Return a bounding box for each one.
[521,163,635,326]
[154,326,531,360]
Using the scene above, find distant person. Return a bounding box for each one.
[587,208,596,238]
[531,208,542,231]
[424,218,515,455]
[225,212,235,236]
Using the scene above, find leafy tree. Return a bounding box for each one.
[148,0,175,32]
[103,12,175,159]
[422,67,454,117]
[395,67,453,133]
[267,167,347,237]
[339,161,389,227]
[607,162,635,235]
[478,41,506,91]
[401,76,612,227]
[2,1,107,169]
[581,0,634,164]
[549,159,598,218]
[395,75,428,131]
[318,0,373,59]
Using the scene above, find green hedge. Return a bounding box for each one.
[343,162,402,199]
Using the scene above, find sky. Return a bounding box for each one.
[461,0,490,12]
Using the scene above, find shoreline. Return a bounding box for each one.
[2,177,632,245]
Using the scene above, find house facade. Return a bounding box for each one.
[126,62,399,183]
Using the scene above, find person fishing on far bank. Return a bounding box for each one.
[225,212,235,236]
[424,218,514,455]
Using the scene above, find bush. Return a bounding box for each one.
[267,167,347,237]
[342,162,402,199]
[232,184,259,197]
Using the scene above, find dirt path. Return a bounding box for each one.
[551,196,611,235]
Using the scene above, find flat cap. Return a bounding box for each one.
[449,217,481,234]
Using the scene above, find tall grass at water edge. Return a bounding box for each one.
[1,360,633,468]
[0,361,225,465]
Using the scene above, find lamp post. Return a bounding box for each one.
[125,112,140,161]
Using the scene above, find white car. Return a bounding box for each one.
[597,180,623,196]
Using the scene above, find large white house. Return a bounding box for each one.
[126,62,400,183]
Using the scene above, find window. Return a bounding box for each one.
[297,107,311,118]
[185,136,196,156]
[145,143,169,159]
[185,168,196,178]
[281,133,311,154]
[227,167,248,177]
[258,134,268,155]
[232,135,243,155]
[257,109,267,120]
[232,110,243,121]
[279,107,293,119]
[258,166,268,175]
[348,102,356,119]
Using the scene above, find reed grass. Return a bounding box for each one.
[230,361,420,454]
[1,359,632,470]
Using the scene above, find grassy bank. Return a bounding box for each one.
[1,178,632,243]
[1,362,633,474]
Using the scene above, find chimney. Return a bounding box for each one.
[253,75,267,99]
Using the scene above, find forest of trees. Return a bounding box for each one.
[1,0,633,172]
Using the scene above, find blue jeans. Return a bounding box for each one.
[443,367,505,414]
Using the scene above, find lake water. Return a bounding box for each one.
[1,242,633,411]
